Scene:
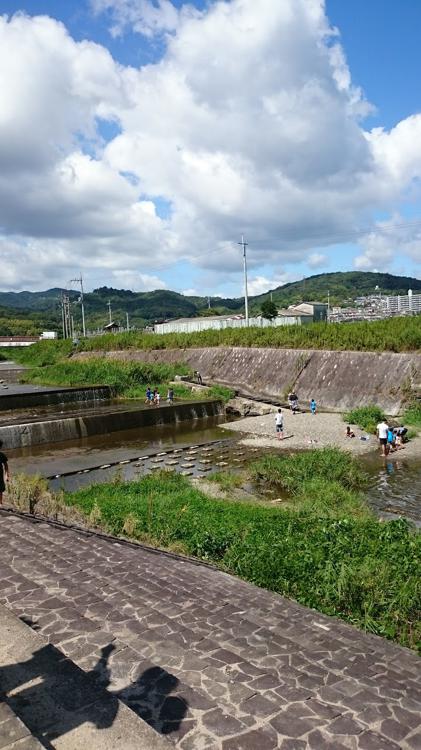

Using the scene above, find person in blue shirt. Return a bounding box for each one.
[387,427,396,451]
[310,398,317,415]
[145,386,152,404]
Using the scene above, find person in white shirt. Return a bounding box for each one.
[275,408,284,440]
[376,420,389,456]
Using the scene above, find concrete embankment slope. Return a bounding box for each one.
[76,347,421,415]
[1,511,420,749]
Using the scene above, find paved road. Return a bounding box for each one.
[0,511,419,749]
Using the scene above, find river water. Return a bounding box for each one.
[7,412,421,526]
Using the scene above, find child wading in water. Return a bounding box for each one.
[275,408,284,440]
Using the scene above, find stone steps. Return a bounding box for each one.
[0,603,170,750]
[0,511,420,749]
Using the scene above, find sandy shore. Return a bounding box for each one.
[220,409,421,458]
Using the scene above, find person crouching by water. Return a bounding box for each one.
[275,408,284,440]
[346,425,355,438]
[376,418,389,456]
[0,441,9,505]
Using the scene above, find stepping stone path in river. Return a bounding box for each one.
[166,460,179,466]
[181,470,193,476]
[152,458,164,463]
[180,463,195,469]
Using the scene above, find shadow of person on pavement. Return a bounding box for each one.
[0,641,188,747]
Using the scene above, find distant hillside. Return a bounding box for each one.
[249,272,421,312]
[0,271,420,335]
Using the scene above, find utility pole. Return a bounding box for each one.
[61,293,66,339]
[61,293,72,338]
[327,289,330,322]
[238,235,249,326]
[68,273,86,337]
[107,300,112,324]
[207,296,211,310]
[126,312,130,331]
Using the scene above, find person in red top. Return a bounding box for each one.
[0,440,9,504]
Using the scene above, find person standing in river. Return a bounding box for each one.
[376,418,389,457]
[0,441,9,505]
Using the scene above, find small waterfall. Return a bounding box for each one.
[0,386,112,412]
[0,398,224,449]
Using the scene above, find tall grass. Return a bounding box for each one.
[343,406,386,434]
[250,447,367,493]
[76,315,421,353]
[7,340,73,366]
[403,401,421,430]
[20,359,191,395]
[64,471,421,650]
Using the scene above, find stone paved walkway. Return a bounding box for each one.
[0,510,420,750]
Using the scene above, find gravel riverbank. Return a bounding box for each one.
[220,409,421,458]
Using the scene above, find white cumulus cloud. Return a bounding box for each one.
[1,2,421,293]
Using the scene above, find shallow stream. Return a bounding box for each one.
[8,411,421,526]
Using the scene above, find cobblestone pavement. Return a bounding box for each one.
[0,511,420,750]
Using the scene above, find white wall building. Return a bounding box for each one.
[154,312,313,335]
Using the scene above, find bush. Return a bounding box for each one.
[343,405,386,434]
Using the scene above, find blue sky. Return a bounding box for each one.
[1,0,421,294]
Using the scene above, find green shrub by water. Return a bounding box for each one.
[8,339,73,367]
[403,401,421,430]
[21,359,191,395]
[65,471,421,650]
[250,447,367,493]
[343,405,386,434]
[76,315,421,353]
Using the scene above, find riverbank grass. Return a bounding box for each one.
[62,469,420,651]
[17,355,234,403]
[343,405,385,434]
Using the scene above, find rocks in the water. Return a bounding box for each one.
[226,397,274,417]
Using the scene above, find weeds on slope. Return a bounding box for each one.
[63,469,420,651]
[76,315,421,353]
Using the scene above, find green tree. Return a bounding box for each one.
[261,299,278,320]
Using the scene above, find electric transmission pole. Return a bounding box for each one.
[238,235,249,326]
[107,300,112,324]
[68,273,86,337]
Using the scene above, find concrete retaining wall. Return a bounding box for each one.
[1,399,223,449]
[76,348,421,415]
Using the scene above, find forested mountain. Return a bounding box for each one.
[250,272,421,312]
[0,271,420,335]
